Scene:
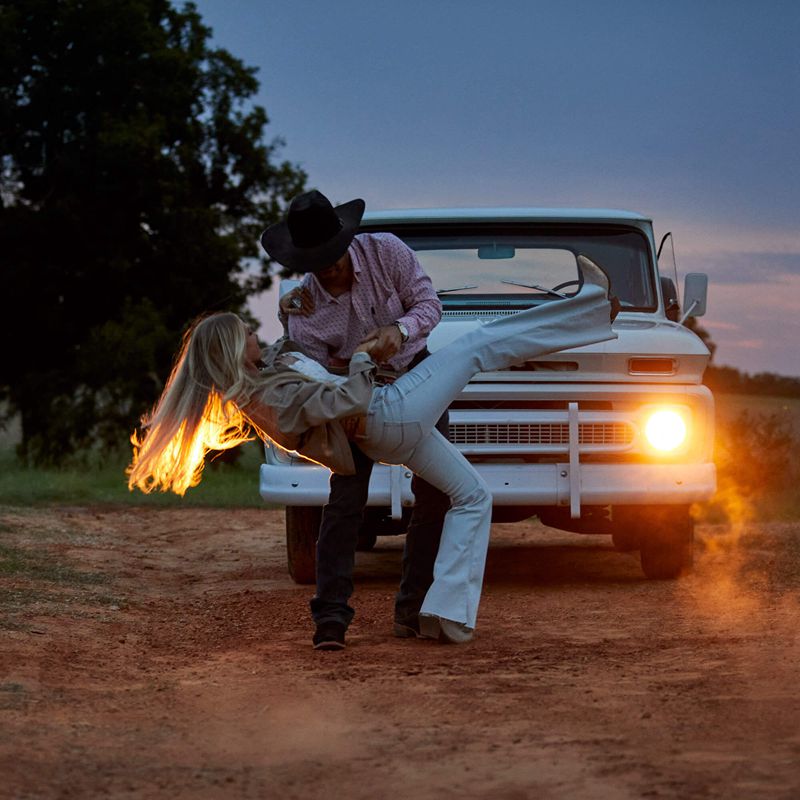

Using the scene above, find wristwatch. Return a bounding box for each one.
[394,321,409,343]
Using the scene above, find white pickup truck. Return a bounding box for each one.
[259,208,716,583]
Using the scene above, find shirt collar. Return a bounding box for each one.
[308,245,361,302]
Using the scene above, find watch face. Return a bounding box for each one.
[396,322,409,341]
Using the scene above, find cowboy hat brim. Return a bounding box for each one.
[260,198,366,272]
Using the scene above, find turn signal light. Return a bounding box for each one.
[629,358,676,375]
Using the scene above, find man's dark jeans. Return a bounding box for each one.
[310,411,450,628]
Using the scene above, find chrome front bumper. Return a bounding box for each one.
[259,459,716,517]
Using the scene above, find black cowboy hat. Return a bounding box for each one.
[260,190,365,272]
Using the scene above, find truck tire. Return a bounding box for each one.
[611,527,641,552]
[285,506,320,585]
[354,508,411,551]
[639,505,694,580]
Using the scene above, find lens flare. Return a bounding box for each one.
[645,409,687,452]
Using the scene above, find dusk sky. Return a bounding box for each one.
[193,0,800,377]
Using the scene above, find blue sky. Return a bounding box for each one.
[193,0,800,376]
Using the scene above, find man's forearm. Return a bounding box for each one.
[396,298,442,344]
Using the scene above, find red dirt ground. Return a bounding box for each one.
[1,506,799,799]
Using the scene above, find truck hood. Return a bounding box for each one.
[427,314,711,385]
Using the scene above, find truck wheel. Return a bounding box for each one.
[285,506,320,585]
[639,506,694,580]
[609,507,642,551]
[611,527,641,552]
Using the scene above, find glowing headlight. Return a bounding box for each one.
[644,409,687,452]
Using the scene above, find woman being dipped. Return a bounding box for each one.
[128,257,618,649]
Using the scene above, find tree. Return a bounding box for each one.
[0,0,305,463]
[685,316,716,362]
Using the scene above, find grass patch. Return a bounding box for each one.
[0,441,268,508]
[0,536,123,625]
[0,543,107,586]
[0,682,27,710]
[0,587,55,607]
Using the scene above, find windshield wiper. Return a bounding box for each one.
[436,285,478,295]
[500,280,568,299]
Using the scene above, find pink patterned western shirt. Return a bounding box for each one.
[286,233,442,371]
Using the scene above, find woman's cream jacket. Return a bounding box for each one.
[242,339,376,475]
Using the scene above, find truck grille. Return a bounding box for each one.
[449,422,634,447]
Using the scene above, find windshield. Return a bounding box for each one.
[363,225,656,311]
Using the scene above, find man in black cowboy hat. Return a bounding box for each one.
[261,189,449,650]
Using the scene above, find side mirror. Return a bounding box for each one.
[680,273,708,322]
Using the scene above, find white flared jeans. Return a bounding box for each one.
[358,284,617,629]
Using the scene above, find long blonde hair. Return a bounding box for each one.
[127,313,262,495]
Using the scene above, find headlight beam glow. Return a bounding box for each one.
[644,409,687,452]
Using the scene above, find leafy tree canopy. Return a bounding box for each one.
[0,0,305,463]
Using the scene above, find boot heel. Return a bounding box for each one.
[577,254,620,321]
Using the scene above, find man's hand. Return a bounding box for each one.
[354,338,378,355]
[359,325,403,363]
[279,287,314,317]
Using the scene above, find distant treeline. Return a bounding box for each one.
[704,365,800,397]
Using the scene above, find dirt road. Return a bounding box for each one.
[1,506,799,799]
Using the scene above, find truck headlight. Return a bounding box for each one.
[644,409,687,452]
